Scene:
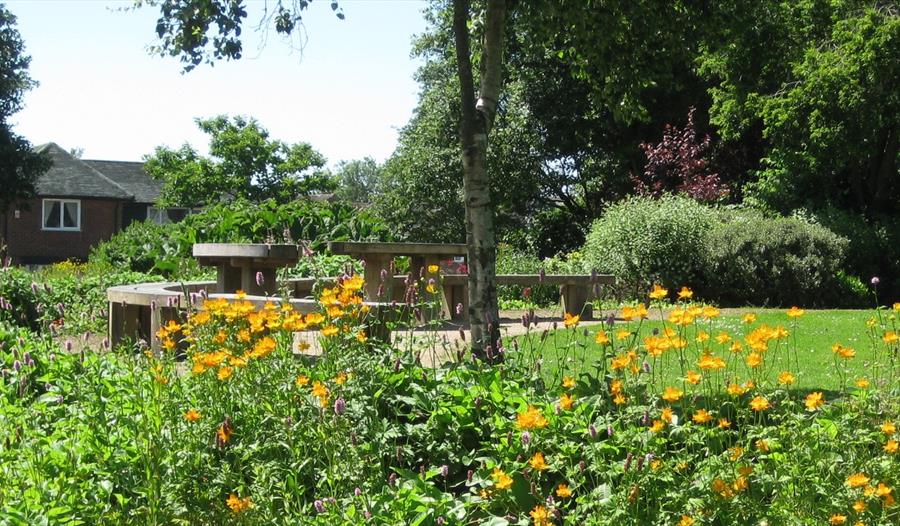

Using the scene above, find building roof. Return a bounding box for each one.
[34,143,132,200]
[83,160,160,204]
[32,143,162,203]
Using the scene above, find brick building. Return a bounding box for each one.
[0,143,180,265]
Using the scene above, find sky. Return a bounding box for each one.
[6,0,429,166]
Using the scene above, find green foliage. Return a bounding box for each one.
[144,115,333,207]
[0,261,160,335]
[581,194,717,295]
[701,1,900,214]
[704,212,853,307]
[90,199,389,276]
[332,157,381,204]
[3,283,900,524]
[0,5,50,213]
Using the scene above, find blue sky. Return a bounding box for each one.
[6,0,428,166]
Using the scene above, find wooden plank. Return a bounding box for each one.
[193,243,299,260]
[328,241,467,257]
[441,274,614,286]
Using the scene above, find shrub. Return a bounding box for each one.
[704,212,851,307]
[581,194,717,295]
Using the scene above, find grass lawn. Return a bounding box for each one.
[513,308,896,392]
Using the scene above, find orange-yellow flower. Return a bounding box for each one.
[742,313,756,324]
[678,515,695,526]
[786,306,804,318]
[491,467,513,490]
[718,418,731,429]
[677,286,693,299]
[226,493,253,513]
[564,312,580,328]
[217,366,233,381]
[427,264,440,274]
[846,472,870,488]
[749,396,770,412]
[530,505,551,526]
[559,393,575,411]
[884,331,900,344]
[662,386,684,402]
[295,374,310,387]
[594,331,610,345]
[778,371,796,385]
[804,391,824,411]
[529,452,548,471]
[562,376,576,389]
[882,421,897,435]
[649,284,668,300]
[650,419,666,433]
[516,406,548,430]
[884,440,899,454]
[184,409,201,422]
[693,409,713,424]
[321,325,339,337]
[828,514,846,525]
[685,370,702,385]
[856,377,870,389]
[556,483,572,498]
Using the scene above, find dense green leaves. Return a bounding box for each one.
[0,4,50,214]
[144,115,332,207]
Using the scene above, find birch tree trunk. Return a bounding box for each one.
[452,0,505,356]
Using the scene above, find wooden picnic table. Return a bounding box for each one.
[193,243,299,296]
[327,241,467,303]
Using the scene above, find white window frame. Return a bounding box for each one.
[42,199,81,231]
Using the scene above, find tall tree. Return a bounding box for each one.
[144,115,331,207]
[0,4,50,215]
[333,157,380,204]
[136,0,505,353]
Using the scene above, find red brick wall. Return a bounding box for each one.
[2,198,122,264]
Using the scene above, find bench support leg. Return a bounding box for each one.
[363,254,393,302]
[561,285,593,320]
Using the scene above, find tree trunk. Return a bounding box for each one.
[452,0,505,356]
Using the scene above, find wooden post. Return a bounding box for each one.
[216,265,242,293]
[362,254,393,302]
[561,285,593,320]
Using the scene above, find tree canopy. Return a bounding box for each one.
[144,115,332,207]
[0,4,50,214]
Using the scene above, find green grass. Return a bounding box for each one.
[513,308,897,391]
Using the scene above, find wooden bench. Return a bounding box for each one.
[441,274,615,321]
[193,243,299,296]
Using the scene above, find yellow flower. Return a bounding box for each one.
[226,493,253,513]
[742,313,756,324]
[804,391,824,411]
[846,472,870,488]
[564,312,580,328]
[295,374,310,387]
[728,445,744,461]
[184,409,201,422]
[559,393,575,411]
[698,352,726,371]
[217,366,233,381]
[529,505,551,526]
[556,483,572,498]
[529,452,548,471]
[778,371,796,385]
[594,331,610,345]
[311,381,329,399]
[661,386,684,402]
[685,370,702,385]
[356,331,368,343]
[562,376,576,389]
[491,467,513,490]
[828,514,846,525]
[701,305,720,319]
[678,515,695,526]
[718,418,731,429]
[695,331,710,343]
[516,406,548,430]
[856,377,870,389]
[661,407,674,423]
[425,282,438,294]
[649,284,668,300]
[234,290,247,300]
[832,343,856,359]
[885,440,899,454]
[616,329,632,341]
[217,423,232,444]
[726,383,746,396]
[852,500,867,513]
[745,352,763,368]
[716,332,731,344]
[613,393,627,405]
[321,325,339,337]
[884,331,899,344]
[334,371,348,385]
[677,286,693,299]
[894,302,900,311]
[786,306,804,318]
[755,439,770,452]
[427,264,440,274]
[692,409,713,424]
[650,419,666,433]
[749,396,770,412]
[882,421,897,435]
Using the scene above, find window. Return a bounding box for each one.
[42,199,80,231]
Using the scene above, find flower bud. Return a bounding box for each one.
[314,500,325,513]
[256,271,265,287]
[334,397,346,415]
